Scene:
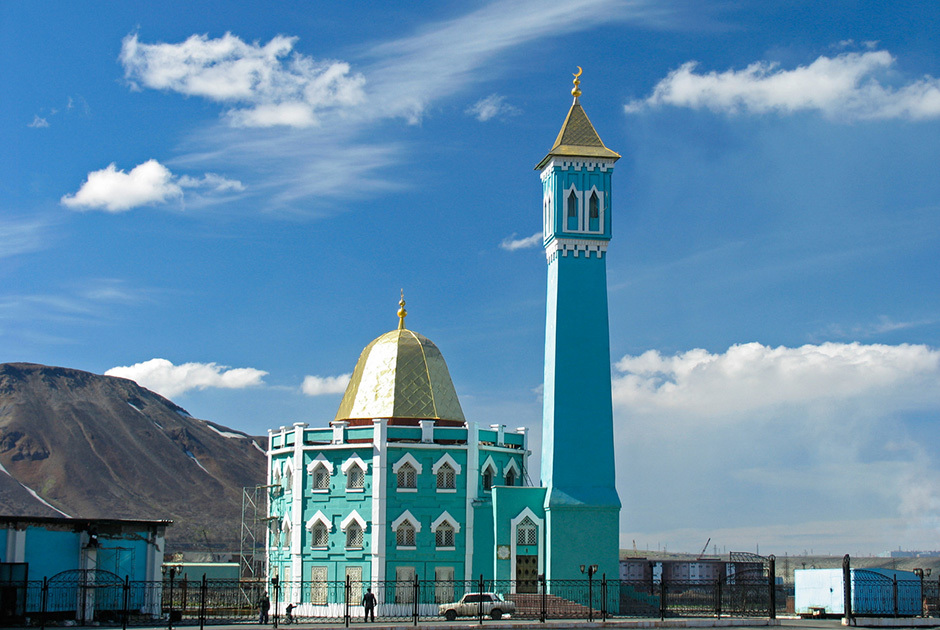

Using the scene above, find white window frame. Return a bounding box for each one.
[503,458,520,487]
[481,455,498,492]
[391,510,421,550]
[341,510,367,550]
[306,511,333,550]
[341,453,367,493]
[432,453,461,493]
[431,511,460,550]
[307,454,334,494]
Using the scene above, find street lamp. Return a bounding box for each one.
[580,564,598,622]
[162,565,177,630]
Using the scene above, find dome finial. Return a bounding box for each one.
[397,289,407,330]
[571,66,583,98]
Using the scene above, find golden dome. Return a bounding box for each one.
[334,328,466,423]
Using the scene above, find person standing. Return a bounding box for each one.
[362,587,377,622]
[259,592,270,624]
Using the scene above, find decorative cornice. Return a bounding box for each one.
[539,158,616,180]
[545,238,608,263]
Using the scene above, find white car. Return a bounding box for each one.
[439,592,515,620]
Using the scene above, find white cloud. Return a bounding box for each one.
[61,160,182,212]
[120,32,365,128]
[465,94,520,122]
[61,159,245,212]
[106,358,268,398]
[28,115,49,128]
[301,373,351,396]
[500,232,542,251]
[0,216,52,258]
[613,342,940,421]
[625,50,940,120]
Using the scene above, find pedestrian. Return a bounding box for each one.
[362,587,377,622]
[259,591,270,624]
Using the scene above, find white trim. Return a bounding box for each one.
[502,458,520,478]
[545,238,608,263]
[341,452,367,474]
[431,511,461,534]
[464,422,479,581]
[539,158,616,179]
[341,510,368,532]
[306,510,333,532]
[431,453,462,475]
[371,419,387,590]
[307,453,334,475]
[481,455,497,476]
[390,510,421,533]
[392,452,422,474]
[510,508,544,583]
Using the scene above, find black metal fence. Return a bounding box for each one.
[0,568,782,627]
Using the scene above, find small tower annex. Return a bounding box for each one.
[536,69,622,581]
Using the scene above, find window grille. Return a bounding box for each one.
[346,522,363,548]
[437,463,456,489]
[517,517,537,546]
[397,463,417,489]
[313,466,330,490]
[397,521,416,547]
[435,522,455,547]
[347,465,364,489]
[311,522,329,547]
[310,567,328,604]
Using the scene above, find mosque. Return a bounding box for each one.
[265,71,622,602]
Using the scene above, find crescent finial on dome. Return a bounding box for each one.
[572,66,583,98]
[398,289,407,330]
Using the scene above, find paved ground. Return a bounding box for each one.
[145,618,940,630]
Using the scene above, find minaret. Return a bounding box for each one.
[536,69,621,581]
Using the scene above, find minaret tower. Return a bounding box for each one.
[536,69,621,581]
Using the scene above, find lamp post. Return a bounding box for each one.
[580,564,598,622]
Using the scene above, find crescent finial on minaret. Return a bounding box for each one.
[572,66,583,98]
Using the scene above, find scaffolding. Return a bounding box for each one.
[239,484,277,579]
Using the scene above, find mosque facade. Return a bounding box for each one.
[266,73,621,597]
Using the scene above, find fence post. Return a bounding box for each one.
[843,554,852,624]
[41,576,48,630]
[412,576,419,626]
[478,574,485,624]
[768,555,776,620]
[893,575,899,618]
[659,577,666,621]
[602,573,607,621]
[345,575,351,628]
[273,575,280,629]
[715,577,722,619]
[199,574,207,630]
[539,574,546,623]
[122,575,130,630]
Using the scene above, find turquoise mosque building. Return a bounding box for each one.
[265,72,621,605]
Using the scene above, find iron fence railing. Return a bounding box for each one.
[0,569,783,627]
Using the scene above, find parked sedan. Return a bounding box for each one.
[439,592,515,620]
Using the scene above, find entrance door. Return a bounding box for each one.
[515,555,538,593]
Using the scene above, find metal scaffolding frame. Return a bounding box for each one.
[239,484,277,579]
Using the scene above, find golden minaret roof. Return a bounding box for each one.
[334,294,466,423]
[535,67,621,170]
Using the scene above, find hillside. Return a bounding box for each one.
[0,363,266,552]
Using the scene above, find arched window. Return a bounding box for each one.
[283,521,291,548]
[396,521,416,547]
[397,463,417,489]
[505,468,516,487]
[346,522,363,548]
[589,191,600,231]
[482,468,494,491]
[312,465,330,490]
[517,517,537,546]
[437,463,456,490]
[311,522,329,548]
[567,190,579,231]
[435,522,455,548]
[347,464,364,490]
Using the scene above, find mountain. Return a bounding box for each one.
[0,363,267,553]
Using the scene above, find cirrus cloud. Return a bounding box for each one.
[301,373,351,396]
[120,32,365,128]
[625,50,940,120]
[106,358,268,398]
[500,231,542,251]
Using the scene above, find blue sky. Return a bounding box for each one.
[4,0,940,556]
